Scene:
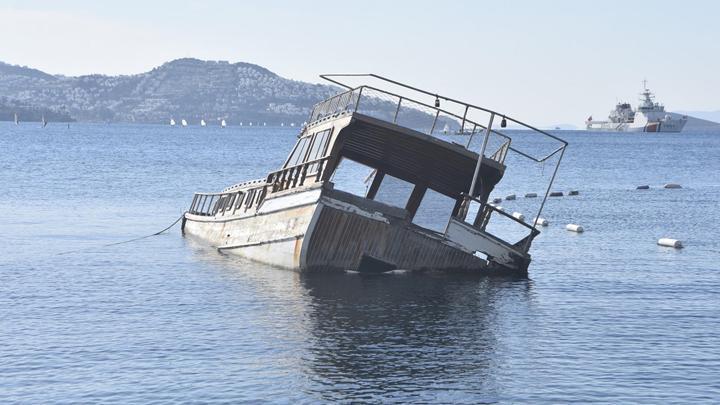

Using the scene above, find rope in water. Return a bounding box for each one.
[56,214,184,256]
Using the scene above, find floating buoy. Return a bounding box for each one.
[505,194,516,200]
[534,217,549,226]
[492,197,502,204]
[568,190,579,196]
[636,185,650,190]
[566,224,584,233]
[550,191,564,197]
[664,183,682,189]
[512,212,525,221]
[658,238,683,249]
[525,192,537,198]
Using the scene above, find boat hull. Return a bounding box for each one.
[182,186,493,274]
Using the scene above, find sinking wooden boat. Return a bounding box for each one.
[182,74,567,275]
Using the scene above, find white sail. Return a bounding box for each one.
[281,122,284,127]
[170,118,176,126]
[14,112,19,125]
[200,119,206,127]
[442,123,450,134]
[181,119,188,127]
[240,122,243,126]
[42,114,47,128]
[263,122,266,126]
[221,119,227,128]
[249,122,253,126]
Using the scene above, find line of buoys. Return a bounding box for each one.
[512,212,525,221]
[525,192,537,198]
[658,238,683,249]
[566,224,584,233]
[664,183,682,189]
[550,191,564,197]
[534,217,549,226]
[636,185,650,190]
[568,190,579,196]
[505,194,516,201]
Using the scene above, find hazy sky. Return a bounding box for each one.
[1,0,718,125]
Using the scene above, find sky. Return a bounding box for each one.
[1,0,718,126]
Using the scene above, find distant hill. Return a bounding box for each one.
[0,58,338,124]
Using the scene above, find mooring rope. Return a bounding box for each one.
[56,214,184,256]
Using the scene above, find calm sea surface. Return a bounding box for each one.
[1,122,719,403]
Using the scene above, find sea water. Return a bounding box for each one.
[1,122,719,403]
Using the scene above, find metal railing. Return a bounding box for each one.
[188,157,332,217]
[188,183,268,217]
[307,84,513,165]
[310,74,568,232]
[266,156,331,193]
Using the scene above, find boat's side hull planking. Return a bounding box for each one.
[304,196,488,272]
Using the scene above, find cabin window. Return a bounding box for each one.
[374,174,414,210]
[330,158,375,197]
[285,136,311,167]
[412,189,457,233]
[306,129,332,173]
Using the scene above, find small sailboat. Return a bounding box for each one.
[181,119,188,127]
[281,122,284,127]
[221,119,227,128]
[170,118,176,126]
[14,112,19,125]
[442,123,450,134]
[263,122,266,126]
[42,114,48,128]
[200,119,207,127]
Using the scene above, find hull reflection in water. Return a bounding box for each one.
[186,239,532,401]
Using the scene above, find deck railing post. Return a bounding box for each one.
[393,97,402,123]
[527,146,566,252]
[199,195,207,215]
[315,160,324,182]
[354,87,364,112]
[190,194,198,214]
[460,105,469,134]
[430,110,440,135]
[468,113,495,198]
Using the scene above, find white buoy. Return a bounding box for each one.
[525,192,537,198]
[636,185,650,190]
[512,212,525,221]
[566,224,584,233]
[505,194,516,200]
[492,197,502,204]
[534,217,549,226]
[658,238,683,249]
[664,183,682,189]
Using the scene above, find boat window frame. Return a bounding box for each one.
[283,134,313,168]
[306,128,333,174]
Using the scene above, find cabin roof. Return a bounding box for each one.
[336,113,504,198]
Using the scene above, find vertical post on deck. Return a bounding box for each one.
[468,113,495,198]
[393,97,402,123]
